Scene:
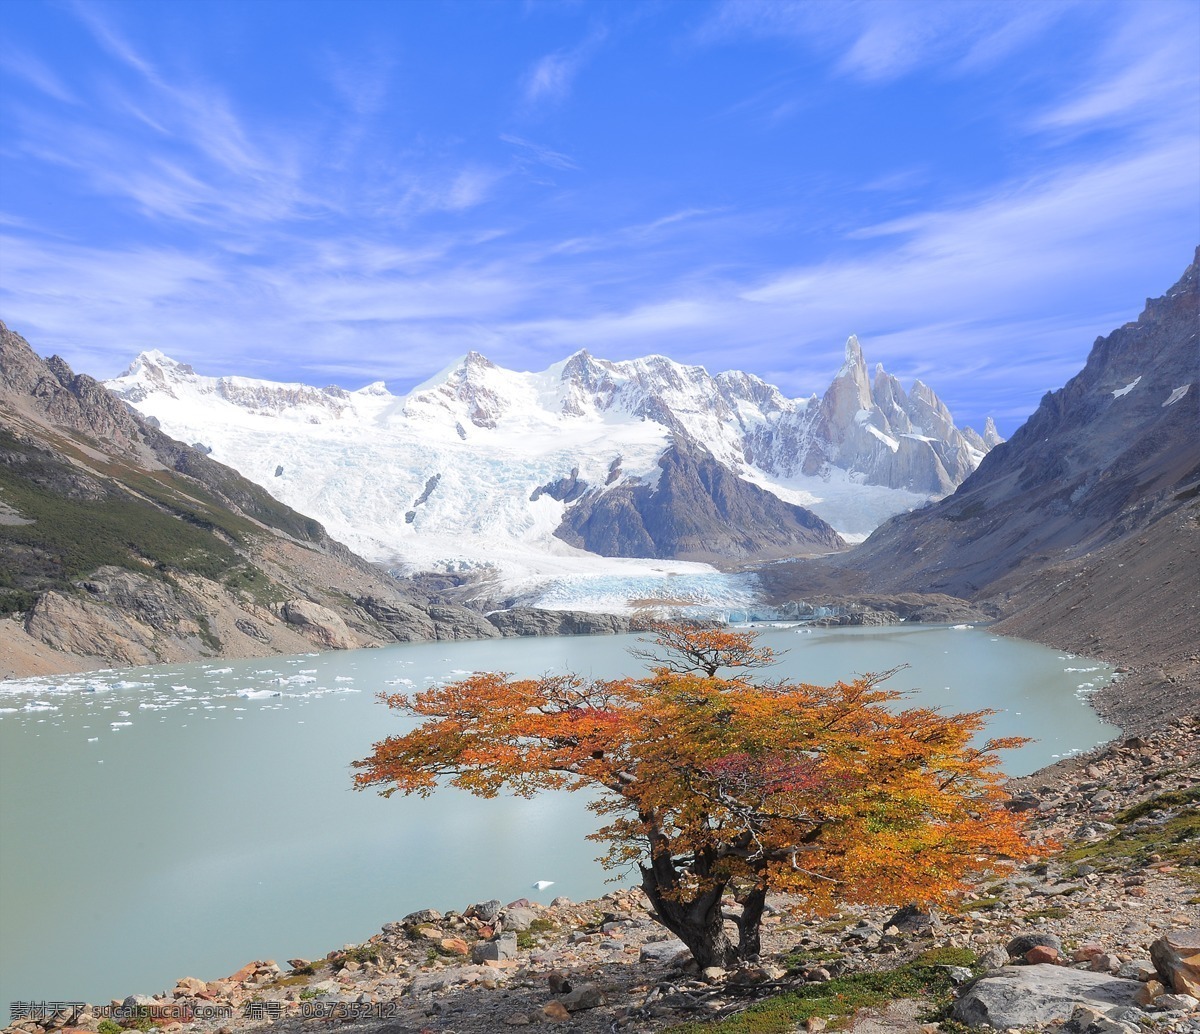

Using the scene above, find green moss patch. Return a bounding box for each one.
[666,956,975,1033]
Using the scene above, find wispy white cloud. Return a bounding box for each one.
[501,134,579,171]
[1033,3,1200,134]
[520,26,607,108]
[0,50,77,103]
[698,0,1071,83]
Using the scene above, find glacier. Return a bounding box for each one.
[105,343,998,612]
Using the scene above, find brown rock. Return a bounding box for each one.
[1026,945,1060,965]
[440,937,469,956]
[546,971,572,994]
[1136,979,1166,1006]
[542,1001,571,1022]
[227,962,257,982]
[1151,928,1200,996]
[1072,943,1104,963]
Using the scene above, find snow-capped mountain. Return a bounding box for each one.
[105,341,998,607]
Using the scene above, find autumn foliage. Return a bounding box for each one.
[353,624,1033,967]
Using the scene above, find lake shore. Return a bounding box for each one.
[5,713,1195,1034]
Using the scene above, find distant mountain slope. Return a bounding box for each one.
[0,323,499,677]
[836,248,1199,598]
[103,340,994,582]
[558,438,843,562]
[760,248,1200,729]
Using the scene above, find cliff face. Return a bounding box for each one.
[759,249,1200,729]
[838,248,1199,597]
[0,322,499,677]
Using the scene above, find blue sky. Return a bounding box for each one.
[1,0,1197,435]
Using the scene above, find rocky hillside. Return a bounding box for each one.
[0,323,513,676]
[557,438,844,562]
[760,249,1200,731]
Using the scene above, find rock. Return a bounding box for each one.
[487,608,631,637]
[439,937,469,956]
[279,599,359,650]
[1154,993,1198,1010]
[286,957,311,971]
[542,1001,571,1022]
[979,946,1010,970]
[409,965,508,994]
[503,1015,531,1026]
[883,904,941,936]
[1136,980,1165,1005]
[952,966,1143,1028]
[400,908,443,926]
[806,1019,828,1033]
[1006,932,1062,958]
[501,906,540,931]
[640,940,690,966]
[546,971,571,994]
[1062,1004,1139,1034]
[559,983,603,1012]
[472,933,517,963]
[1073,943,1106,963]
[466,899,503,924]
[1026,945,1060,965]
[1089,953,1121,974]
[1116,960,1156,981]
[172,977,206,997]
[1150,928,1200,996]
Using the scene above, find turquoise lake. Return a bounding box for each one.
[0,624,1118,1004]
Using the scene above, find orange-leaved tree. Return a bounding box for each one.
[353,624,1033,968]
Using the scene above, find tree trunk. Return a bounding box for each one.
[640,866,738,968]
[735,883,768,960]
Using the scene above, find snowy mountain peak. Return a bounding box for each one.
[105,339,998,578]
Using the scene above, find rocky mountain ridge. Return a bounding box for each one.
[760,247,1200,733]
[0,323,615,677]
[103,337,995,583]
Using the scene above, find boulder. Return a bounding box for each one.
[882,904,941,936]
[952,966,1143,1029]
[558,983,603,1012]
[472,933,517,963]
[1006,932,1062,958]
[640,939,691,966]
[1026,945,1060,965]
[466,899,503,924]
[501,906,541,932]
[1150,928,1200,996]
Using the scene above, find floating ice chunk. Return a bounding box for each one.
[110,721,133,728]
[1163,384,1190,407]
[237,688,283,699]
[206,667,234,675]
[1111,376,1141,398]
[951,624,973,630]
